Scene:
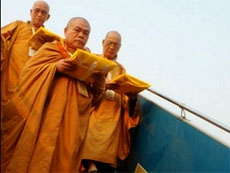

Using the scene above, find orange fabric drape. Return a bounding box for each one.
[1,41,93,172]
[80,62,140,167]
[1,21,33,110]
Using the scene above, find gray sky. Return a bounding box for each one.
[2,0,230,144]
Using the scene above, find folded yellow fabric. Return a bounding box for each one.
[108,73,151,94]
[64,49,117,83]
[28,27,62,50]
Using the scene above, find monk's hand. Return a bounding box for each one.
[56,59,76,73]
[105,83,120,90]
[92,72,105,92]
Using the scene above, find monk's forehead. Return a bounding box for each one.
[32,1,49,12]
[68,18,90,30]
[106,32,121,42]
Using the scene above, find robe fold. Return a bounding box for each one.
[1,21,33,110]
[80,62,140,167]
[1,41,94,172]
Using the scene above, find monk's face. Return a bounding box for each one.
[64,19,90,50]
[102,33,121,60]
[30,1,50,28]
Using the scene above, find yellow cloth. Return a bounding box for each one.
[1,41,95,172]
[80,62,140,167]
[65,49,117,83]
[1,21,33,109]
[28,27,62,50]
[108,73,151,94]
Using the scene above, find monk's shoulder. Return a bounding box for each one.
[1,20,27,41]
[37,40,61,56]
[8,20,27,29]
[1,20,19,32]
[15,20,27,25]
[116,62,126,73]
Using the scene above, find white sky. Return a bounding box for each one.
[1,0,230,144]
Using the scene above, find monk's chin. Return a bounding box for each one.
[34,20,44,26]
[74,43,84,50]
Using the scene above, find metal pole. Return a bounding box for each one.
[146,88,230,134]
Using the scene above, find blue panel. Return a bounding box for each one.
[125,97,230,172]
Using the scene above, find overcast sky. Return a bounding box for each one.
[2,0,230,144]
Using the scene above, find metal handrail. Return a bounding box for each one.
[145,88,230,134]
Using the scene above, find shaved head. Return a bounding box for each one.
[105,31,121,42]
[66,17,90,30]
[64,17,91,52]
[32,1,50,13]
[30,0,50,30]
[103,31,122,60]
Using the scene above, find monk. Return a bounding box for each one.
[81,31,140,172]
[1,0,50,112]
[1,17,105,172]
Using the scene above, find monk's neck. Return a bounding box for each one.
[62,41,75,54]
[30,24,40,32]
[67,47,76,54]
[33,26,40,32]
[103,54,117,61]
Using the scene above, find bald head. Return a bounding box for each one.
[30,1,50,30]
[66,17,90,30]
[32,1,50,12]
[103,31,122,60]
[105,31,122,42]
[64,17,91,53]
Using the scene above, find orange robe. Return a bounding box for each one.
[1,41,97,172]
[1,21,34,110]
[80,62,140,167]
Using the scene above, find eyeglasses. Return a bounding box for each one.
[33,8,48,15]
[104,40,121,48]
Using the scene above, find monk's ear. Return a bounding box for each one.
[46,14,50,21]
[102,39,105,45]
[64,27,67,36]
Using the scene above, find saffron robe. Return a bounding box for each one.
[1,41,97,172]
[1,21,34,110]
[80,62,140,167]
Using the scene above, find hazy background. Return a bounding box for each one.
[1,0,230,144]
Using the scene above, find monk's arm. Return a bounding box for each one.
[126,93,139,117]
[91,73,106,106]
[1,21,19,71]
